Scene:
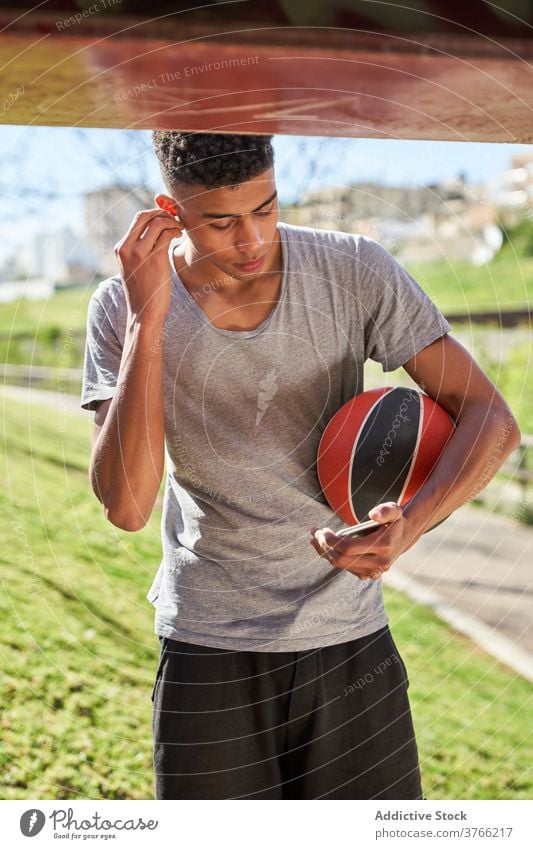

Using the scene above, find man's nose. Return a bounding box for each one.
[235,217,264,253]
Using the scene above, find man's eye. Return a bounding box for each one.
[211,207,273,231]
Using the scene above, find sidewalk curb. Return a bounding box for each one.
[384,568,533,683]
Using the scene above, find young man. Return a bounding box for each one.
[81,131,520,800]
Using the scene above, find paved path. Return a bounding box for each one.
[1,383,84,414]
[3,383,533,664]
[390,505,533,657]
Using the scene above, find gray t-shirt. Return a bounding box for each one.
[81,220,451,651]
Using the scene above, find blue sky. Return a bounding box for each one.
[0,125,531,261]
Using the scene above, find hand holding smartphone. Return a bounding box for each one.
[337,519,383,538]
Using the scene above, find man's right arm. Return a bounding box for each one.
[89,314,165,532]
[87,206,184,532]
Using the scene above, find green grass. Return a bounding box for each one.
[365,331,533,436]
[404,254,532,313]
[0,285,98,369]
[384,594,532,799]
[1,249,531,428]
[1,395,532,799]
[403,234,533,313]
[1,240,531,346]
[1,394,159,800]
[0,253,531,433]
[0,285,98,338]
[468,333,533,434]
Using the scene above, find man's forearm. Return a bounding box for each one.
[89,314,165,531]
[402,402,521,540]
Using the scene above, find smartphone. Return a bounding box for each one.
[337,519,382,538]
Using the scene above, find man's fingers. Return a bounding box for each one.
[116,218,184,258]
[310,531,386,579]
[309,532,335,563]
[139,215,183,241]
[314,528,345,555]
[147,219,185,251]
[118,209,183,249]
[368,501,402,523]
[309,534,319,553]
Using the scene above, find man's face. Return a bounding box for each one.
[157,166,279,282]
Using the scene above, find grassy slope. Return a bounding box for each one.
[1,248,531,430]
[0,285,97,370]
[403,249,533,313]
[0,285,97,337]
[1,395,159,799]
[1,248,531,429]
[1,394,531,799]
[0,240,531,339]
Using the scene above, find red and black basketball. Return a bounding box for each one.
[317,387,456,531]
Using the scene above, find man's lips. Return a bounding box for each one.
[234,254,266,271]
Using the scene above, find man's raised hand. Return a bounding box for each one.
[114,208,184,323]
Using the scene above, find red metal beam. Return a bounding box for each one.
[1,5,532,140]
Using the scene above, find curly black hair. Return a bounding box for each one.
[152,130,274,194]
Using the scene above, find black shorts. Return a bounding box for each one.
[151,624,423,800]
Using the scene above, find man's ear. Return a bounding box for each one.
[154,192,179,217]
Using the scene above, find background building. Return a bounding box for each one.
[85,185,153,278]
